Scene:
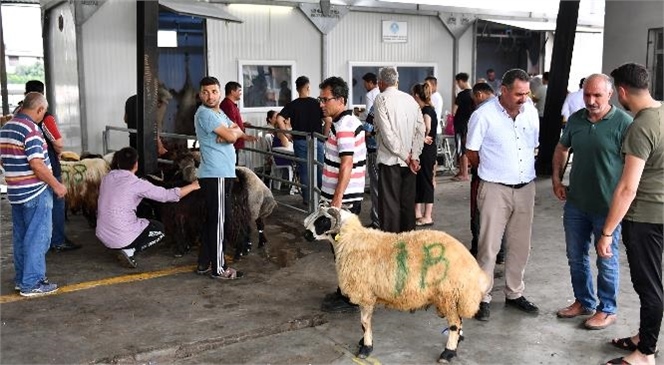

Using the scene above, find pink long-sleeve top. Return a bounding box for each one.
[96,169,180,248]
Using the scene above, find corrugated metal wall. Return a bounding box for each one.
[327,11,454,109]
[81,0,136,154]
[206,5,322,127]
[47,2,81,154]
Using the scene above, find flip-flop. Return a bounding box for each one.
[605,357,631,365]
[451,176,470,182]
[610,337,637,352]
[416,220,434,227]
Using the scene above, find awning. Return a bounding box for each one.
[481,18,602,33]
[159,0,243,23]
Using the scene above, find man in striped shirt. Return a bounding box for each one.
[0,92,67,297]
[317,76,366,313]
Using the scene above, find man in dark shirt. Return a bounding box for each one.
[276,76,329,205]
[452,72,474,181]
[220,81,255,165]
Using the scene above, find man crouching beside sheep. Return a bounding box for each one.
[304,206,490,363]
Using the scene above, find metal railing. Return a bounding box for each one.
[103,124,322,213]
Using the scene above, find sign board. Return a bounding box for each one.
[299,3,349,35]
[382,21,407,43]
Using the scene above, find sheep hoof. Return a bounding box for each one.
[357,345,373,359]
[438,348,457,363]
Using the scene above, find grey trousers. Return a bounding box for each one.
[477,181,536,303]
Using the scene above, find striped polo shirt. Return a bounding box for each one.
[0,114,51,204]
[321,110,366,204]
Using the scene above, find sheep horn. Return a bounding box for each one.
[327,207,342,232]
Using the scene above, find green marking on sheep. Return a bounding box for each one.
[394,241,409,296]
[62,164,87,184]
[419,243,449,289]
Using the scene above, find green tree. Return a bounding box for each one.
[7,61,44,85]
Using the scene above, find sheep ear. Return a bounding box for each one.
[327,207,341,231]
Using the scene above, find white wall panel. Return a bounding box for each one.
[327,11,454,110]
[81,0,136,154]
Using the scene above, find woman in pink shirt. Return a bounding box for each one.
[96,147,199,268]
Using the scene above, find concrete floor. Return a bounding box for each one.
[0,172,661,365]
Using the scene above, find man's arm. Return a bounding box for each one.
[597,154,645,258]
[213,124,243,143]
[331,154,353,208]
[466,150,479,169]
[29,158,67,198]
[322,117,332,137]
[551,143,570,201]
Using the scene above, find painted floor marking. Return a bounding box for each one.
[0,265,195,304]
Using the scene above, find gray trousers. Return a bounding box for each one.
[477,181,536,303]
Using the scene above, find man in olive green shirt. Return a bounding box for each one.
[598,63,663,365]
[552,74,632,330]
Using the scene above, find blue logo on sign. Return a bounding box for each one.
[390,22,399,33]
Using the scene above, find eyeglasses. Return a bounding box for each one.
[317,96,338,104]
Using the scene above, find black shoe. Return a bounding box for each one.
[496,253,505,265]
[475,302,490,321]
[195,264,211,275]
[51,240,82,252]
[321,292,359,313]
[505,296,539,314]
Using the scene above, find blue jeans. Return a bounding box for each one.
[563,202,620,314]
[293,138,324,204]
[51,175,66,247]
[12,188,53,291]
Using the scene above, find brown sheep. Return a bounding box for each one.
[304,206,489,363]
[61,157,110,227]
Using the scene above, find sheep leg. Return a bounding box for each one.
[438,311,462,363]
[256,218,267,248]
[357,304,374,359]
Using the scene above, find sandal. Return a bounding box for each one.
[611,337,637,352]
[416,219,434,227]
[606,357,631,365]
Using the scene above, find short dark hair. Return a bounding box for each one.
[455,73,469,82]
[501,69,530,88]
[25,80,45,94]
[319,76,349,105]
[295,76,310,92]
[362,72,377,84]
[542,72,550,82]
[472,82,495,95]
[110,147,138,171]
[610,63,650,91]
[424,76,438,85]
[224,81,241,95]
[486,68,495,74]
[579,78,586,89]
[200,76,220,88]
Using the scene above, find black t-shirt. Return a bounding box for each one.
[454,89,474,133]
[422,105,438,139]
[125,95,138,148]
[279,97,324,138]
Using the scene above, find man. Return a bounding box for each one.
[533,72,549,121]
[562,78,587,123]
[466,69,540,321]
[468,82,495,256]
[374,66,425,233]
[355,72,380,121]
[425,76,444,131]
[0,92,67,296]
[598,63,663,365]
[276,76,329,206]
[318,76,367,312]
[486,68,502,95]
[452,72,473,182]
[194,76,254,280]
[20,80,80,252]
[552,74,632,330]
[357,72,380,228]
[124,91,169,156]
[220,81,252,166]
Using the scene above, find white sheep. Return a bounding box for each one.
[304,206,489,363]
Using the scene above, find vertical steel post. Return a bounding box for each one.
[136,0,159,176]
[307,135,316,213]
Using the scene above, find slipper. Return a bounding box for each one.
[611,337,637,352]
[210,267,244,280]
[451,176,469,182]
[416,220,434,227]
[605,357,631,365]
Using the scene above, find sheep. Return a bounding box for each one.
[60,156,110,227]
[304,206,490,363]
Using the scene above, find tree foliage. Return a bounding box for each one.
[7,62,45,84]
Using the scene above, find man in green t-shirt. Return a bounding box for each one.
[552,74,632,330]
[598,63,663,365]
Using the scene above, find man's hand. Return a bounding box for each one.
[409,159,420,174]
[596,235,613,258]
[552,181,567,201]
[331,197,342,208]
[243,134,258,142]
[53,182,67,199]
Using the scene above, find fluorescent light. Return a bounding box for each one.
[228,4,293,14]
[158,30,177,48]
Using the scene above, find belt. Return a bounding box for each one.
[498,181,531,189]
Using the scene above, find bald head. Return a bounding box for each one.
[21,92,49,123]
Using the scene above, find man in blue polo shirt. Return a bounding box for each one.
[0,92,67,297]
[552,74,632,330]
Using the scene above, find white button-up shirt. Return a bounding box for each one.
[466,97,539,184]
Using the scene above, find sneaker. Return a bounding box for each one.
[15,277,49,291]
[20,282,58,297]
[195,264,211,275]
[321,292,359,313]
[51,239,82,252]
[116,250,137,268]
[475,302,490,321]
[505,296,539,314]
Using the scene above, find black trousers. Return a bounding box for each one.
[622,220,664,356]
[123,219,165,253]
[378,163,416,233]
[198,177,234,275]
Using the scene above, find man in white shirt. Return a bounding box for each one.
[356,72,380,121]
[425,76,444,134]
[532,72,549,120]
[561,78,587,123]
[375,67,425,233]
[466,68,540,321]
